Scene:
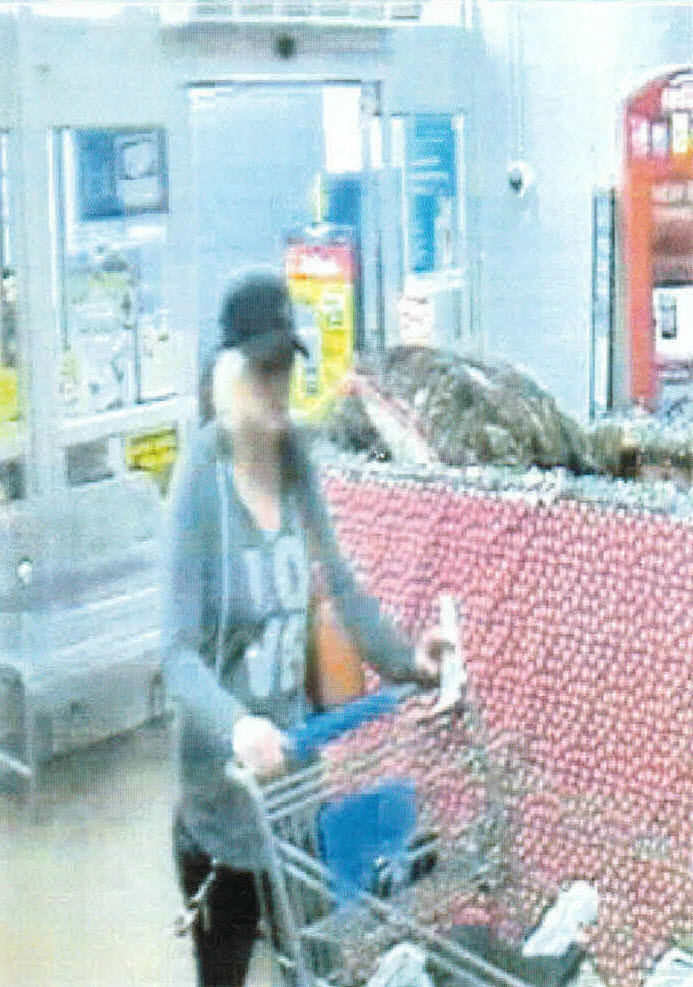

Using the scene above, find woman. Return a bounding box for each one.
[163,269,447,986]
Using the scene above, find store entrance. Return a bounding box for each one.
[190,82,376,396]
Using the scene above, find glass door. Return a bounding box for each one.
[50,126,185,493]
[0,132,25,502]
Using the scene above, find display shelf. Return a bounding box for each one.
[58,394,195,447]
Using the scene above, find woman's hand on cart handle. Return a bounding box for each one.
[413,623,456,686]
[233,715,286,779]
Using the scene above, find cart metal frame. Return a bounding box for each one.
[222,753,537,987]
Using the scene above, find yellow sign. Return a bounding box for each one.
[0,367,18,424]
[125,428,178,493]
[287,239,355,424]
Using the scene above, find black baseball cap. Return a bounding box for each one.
[218,269,309,367]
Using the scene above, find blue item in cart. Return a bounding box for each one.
[317,779,417,906]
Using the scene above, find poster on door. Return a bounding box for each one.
[59,262,138,417]
[286,235,355,424]
[0,367,18,442]
[0,282,19,439]
[405,115,457,275]
[125,426,178,494]
[74,128,168,221]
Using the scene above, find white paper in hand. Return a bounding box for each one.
[435,594,466,712]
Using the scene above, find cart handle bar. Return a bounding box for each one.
[284,684,417,765]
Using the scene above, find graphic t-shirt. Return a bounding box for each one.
[216,460,312,732]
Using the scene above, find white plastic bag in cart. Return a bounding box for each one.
[522,881,599,957]
[644,949,693,987]
[366,943,434,987]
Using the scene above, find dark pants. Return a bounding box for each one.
[173,816,267,987]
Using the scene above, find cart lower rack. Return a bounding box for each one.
[216,688,576,987]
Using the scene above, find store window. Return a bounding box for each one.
[51,127,182,420]
[0,132,23,494]
[322,87,364,175]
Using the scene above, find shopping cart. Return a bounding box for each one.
[175,686,574,987]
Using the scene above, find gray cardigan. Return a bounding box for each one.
[162,422,416,867]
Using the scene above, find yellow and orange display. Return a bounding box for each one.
[286,239,355,425]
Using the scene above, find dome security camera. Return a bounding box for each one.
[507,160,535,196]
[275,33,296,59]
[17,557,33,587]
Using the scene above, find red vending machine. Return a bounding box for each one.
[623,70,693,410]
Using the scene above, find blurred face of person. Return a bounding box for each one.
[213,348,293,438]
